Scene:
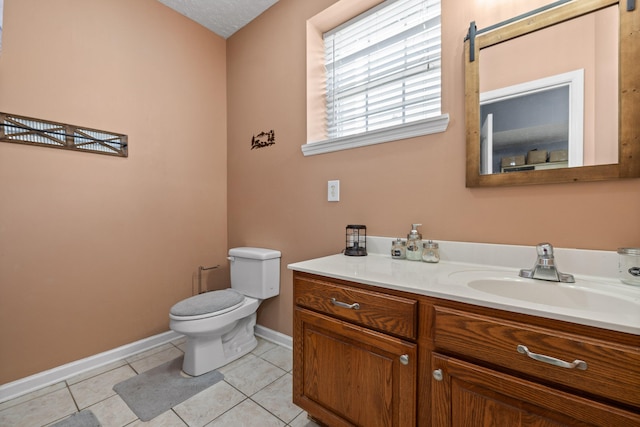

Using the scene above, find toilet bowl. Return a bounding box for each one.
[169,247,281,376]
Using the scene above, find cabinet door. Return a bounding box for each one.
[294,307,417,427]
[431,353,640,427]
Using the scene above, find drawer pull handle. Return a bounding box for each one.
[331,298,360,310]
[517,345,588,370]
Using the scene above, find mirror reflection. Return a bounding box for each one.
[478,5,619,175]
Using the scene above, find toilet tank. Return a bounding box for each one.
[228,247,281,299]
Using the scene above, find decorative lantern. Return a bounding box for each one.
[345,225,367,256]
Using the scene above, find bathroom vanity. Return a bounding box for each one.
[289,240,640,427]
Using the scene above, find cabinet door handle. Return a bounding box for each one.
[331,297,360,310]
[400,354,409,365]
[517,345,588,370]
[432,369,443,381]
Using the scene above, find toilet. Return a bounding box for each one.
[169,247,281,376]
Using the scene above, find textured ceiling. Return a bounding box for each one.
[157,0,280,39]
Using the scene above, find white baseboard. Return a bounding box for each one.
[0,325,292,404]
[255,325,293,350]
[0,330,182,404]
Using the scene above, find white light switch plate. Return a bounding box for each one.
[328,180,340,202]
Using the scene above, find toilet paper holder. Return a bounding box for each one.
[198,264,220,294]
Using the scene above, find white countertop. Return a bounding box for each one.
[288,240,640,336]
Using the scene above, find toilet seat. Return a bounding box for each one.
[170,289,245,321]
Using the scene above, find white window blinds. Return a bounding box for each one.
[324,0,441,139]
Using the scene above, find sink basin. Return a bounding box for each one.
[448,270,640,313]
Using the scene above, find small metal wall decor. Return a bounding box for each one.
[251,130,275,149]
[345,225,367,256]
[0,112,128,157]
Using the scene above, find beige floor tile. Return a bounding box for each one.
[2,341,298,427]
[126,344,176,364]
[0,387,76,427]
[217,353,258,376]
[129,347,183,374]
[69,365,136,409]
[207,399,285,426]
[251,374,302,424]
[127,409,187,427]
[170,336,187,347]
[168,337,187,355]
[223,356,286,396]
[252,338,277,356]
[288,412,322,427]
[88,394,137,427]
[172,381,245,427]
[0,382,67,412]
[260,346,293,372]
[174,342,187,354]
[66,359,128,385]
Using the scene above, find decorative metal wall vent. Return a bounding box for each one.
[0,112,128,157]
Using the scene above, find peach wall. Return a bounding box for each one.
[0,0,228,383]
[227,0,640,337]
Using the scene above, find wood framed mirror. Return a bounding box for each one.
[465,0,639,187]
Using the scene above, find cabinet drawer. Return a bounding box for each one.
[294,275,417,340]
[434,306,640,409]
[431,353,640,427]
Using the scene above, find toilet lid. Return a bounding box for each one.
[170,289,245,317]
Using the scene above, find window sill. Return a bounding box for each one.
[301,114,450,156]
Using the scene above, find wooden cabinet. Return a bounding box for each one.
[432,305,640,427]
[293,272,418,427]
[292,271,640,426]
[433,306,640,409]
[430,354,640,427]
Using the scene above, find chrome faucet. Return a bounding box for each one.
[519,243,575,283]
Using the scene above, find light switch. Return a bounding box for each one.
[328,180,340,202]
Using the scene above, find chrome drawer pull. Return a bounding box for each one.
[331,298,360,310]
[517,345,588,370]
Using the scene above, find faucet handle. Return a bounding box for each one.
[536,243,554,257]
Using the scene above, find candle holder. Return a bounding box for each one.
[345,225,367,256]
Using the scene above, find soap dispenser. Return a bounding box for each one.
[406,224,423,261]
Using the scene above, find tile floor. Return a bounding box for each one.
[0,337,321,427]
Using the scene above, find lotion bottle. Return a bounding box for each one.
[406,224,423,261]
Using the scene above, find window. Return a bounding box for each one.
[304,0,448,156]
